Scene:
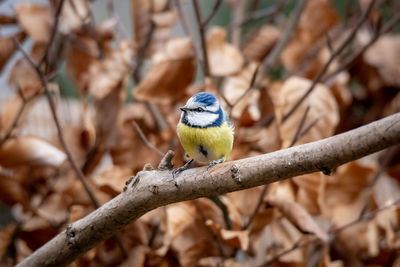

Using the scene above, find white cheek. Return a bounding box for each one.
[186,112,219,127]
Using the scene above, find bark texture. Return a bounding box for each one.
[18,113,400,267]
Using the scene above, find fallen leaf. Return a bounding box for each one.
[275,76,339,148]
[8,57,41,97]
[320,161,376,226]
[36,193,71,225]
[0,31,27,72]
[364,34,400,88]
[0,15,17,24]
[0,223,17,259]
[207,26,244,76]
[15,3,53,43]
[94,165,132,195]
[59,0,91,34]
[206,219,249,250]
[0,173,29,209]
[89,40,134,99]
[223,62,260,120]
[243,25,280,62]
[134,37,195,103]
[266,195,329,242]
[0,136,66,167]
[293,173,324,215]
[281,0,339,70]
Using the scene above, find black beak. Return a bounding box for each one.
[180,107,189,112]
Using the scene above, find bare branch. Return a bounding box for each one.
[0,88,40,147]
[229,63,260,110]
[323,12,400,84]
[230,0,289,30]
[17,112,400,267]
[289,105,311,147]
[38,0,65,67]
[263,0,309,70]
[193,0,211,77]
[281,0,377,123]
[131,121,164,157]
[174,0,204,73]
[202,0,222,27]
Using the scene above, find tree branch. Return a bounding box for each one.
[18,113,400,267]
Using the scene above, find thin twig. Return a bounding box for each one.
[13,38,100,208]
[173,0,204,73]
[323,12,400,84]
[38,0,65,67]
[13,38,129,259]
[297,114,324,141]
[193,0,211,77]
[229,64,260,112]
[230,0,289,29]
[262,198,400,266]
[243,185,268,230]
[194,199,227,258]
[202,0,222,27]
[289,106,310,147]
[0,88,40,147]
[282,0,377,123]
[104,0,129,38]
[245,106,315,230]
[132,121,164,157]
[263,0,309,70]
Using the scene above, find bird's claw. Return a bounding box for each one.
[171,159,194,178]
[207,157,225,170]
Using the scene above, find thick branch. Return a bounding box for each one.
[18,113,400,267]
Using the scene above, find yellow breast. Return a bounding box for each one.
[177,122,234,163]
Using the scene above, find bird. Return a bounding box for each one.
[172,92,234,177]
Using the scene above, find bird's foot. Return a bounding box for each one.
[207,157,225,170]
[172,159,194,178]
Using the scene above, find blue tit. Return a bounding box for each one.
[172,92,234,177]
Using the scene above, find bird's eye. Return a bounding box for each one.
[196,107,204,112]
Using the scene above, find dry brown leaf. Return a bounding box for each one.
[66,35,99,93]
[132,0,175,57]
[0,223,17,259]
[293,173,324,214]
[0,15,17,24]
[20,215,59,251]
[320,161,376,226]
[266,195,329,242]
[223,62,260,120]
[0,173,29,209]
[364,34,400,88]
[0,136,66,167]
[69,204,91,223]
[15,3,53,43]
[89,40,134,99]
[268,219,304,263]
[151,10,178,55]
[207,27,244,76]
[206,219,249,250]
[0,31,26,72]
[132,0,152,54]
[8,57,41,96]
[165,200,226,265]
[94,165,132,195]
[134,37,195,103]
[243,25,280,62]
[1,96,23,134]
[275,76,339,148]
[119,245,149,267]
[59,0,91,33]
[281,0,339,70]
[36,193,71,225]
